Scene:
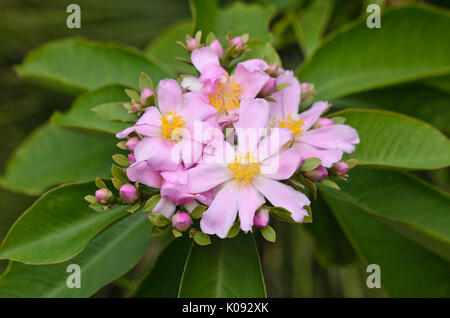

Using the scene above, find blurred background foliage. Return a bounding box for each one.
[0,0,448,297]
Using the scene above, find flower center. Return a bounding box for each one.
[160,111,185,139]
[274,114,304,137]
[209,74,242,113]
[227,152,261,184]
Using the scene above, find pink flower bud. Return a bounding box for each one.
[314,117,334,129]
[260,77,277,96]
[120,184,138,204]
[304,165,328,181]
[300,82,310,92]
[128,154,136,164]
[229,36,243,49]
[253,209,270,228]
[334,162,349,176]
[210,39,224,58]
[126,137,140,152]
[172,212,193,232]
[187,38,200,51]
[140,88,154,105]
[132,103,142,112]
[266,64,279,77]
[95,188,113,204]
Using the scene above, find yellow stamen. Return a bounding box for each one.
[209,74,242,113]
[227,152,261,185]
[274,114,304,137]
[160,111,185,139]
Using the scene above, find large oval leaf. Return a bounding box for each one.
[322,193,450,297]
[0,181,130,264]
[319,167,450,261]
[178,233,266,297]
[0,211,151,297]
[296,5,450,100]
[334,109,450,169]
[16,38,170,94]
[0,123,120,195]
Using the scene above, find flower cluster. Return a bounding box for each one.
[87,32,359,244]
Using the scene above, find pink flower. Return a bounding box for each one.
[269,72,359,167]
[116,79,218,171]
[188,99,309,238]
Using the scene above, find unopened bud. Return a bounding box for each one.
[333,162,349,176]
[128,154,136,164]
[253,209,270,228]
[187,38,200,52]
[95,188,114,204]
[172,212,193,232]
[126,136,140,152]
[229,36,243,49]
[304,165,328,181]
[266,64,279,77]
[120,184,138,204]
[210,39,224,58]
[300,82,310,92]
[260,77,277,96]
[313,117,334,129]
[132,103,142,112]
[140,88,154,105]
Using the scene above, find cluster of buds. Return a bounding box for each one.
[122,73,156,116]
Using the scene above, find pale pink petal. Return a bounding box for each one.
[191,46,220,73]
[252,176,310,222]
[299,101,329,131]
[261,147,302,180]
[134,137,180,171]
[300,124,360,153]
[198,64,226,83]
[188,163,233,193]
[235,97,269,130]
[157,79,183,114]
[200,181,239,238]
[116,107,161,138]
[294,142,343,168]
[181,92,218,123]
[152,197,176,218]
[181,76,202,92]
[238,185,265,232]
[234,60,270,98]
[268,71,301,119]
[235,59,268,73]
[126,161,162,189]
[256,128,293,162]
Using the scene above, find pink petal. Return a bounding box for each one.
[126,161,162,189]
[181,92,218,123]
[187,163,233,193]
[157,79,183,114]
[235,97,269,130]
[160,168,194,205]
[152,197,176,218]
[238,185,265,232]
[181,76,202,92]
[268,71,301,119]
[252,176,310,222]
[191,46,220,73]
[300,124,360,153]
[294,142,343,168]
[299,101,329,131]
[200,181,239,238]
[234,60,270,98]
[256,128,293,161]
[134,137,180,171]
[116,107,161,138]
[261,147,302,180]
[198,64,226,84]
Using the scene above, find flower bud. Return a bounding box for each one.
[140,88,154,105]
[313,117,334,129]
[253,209,270,228]
[210,39,224,58]
[229,36,243,49]
[126,136,140,152]
[128,153,136,164]
[260,77,277,96]
[172,212,193,232]
[187,37,200,52]
[266,64,279,77]
[132,103,142,112]
[333,161,349,176]
[95,188,114,204]
[120,184,138,204]
[300,82,310,92]
[304,165,328,181]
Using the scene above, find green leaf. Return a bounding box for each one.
[124,88,140,102]
[292,0,335,56]
[192,0,273,42]
[139,72,154,90]
[190,205,207,219]
[0,123,120,195]
[92,103,138,123]
[192,231,211,246]
[335,109,450,169]
[319,167,450,262]
[0,181,131,264]
[301,157,321,171]
[260,225,276,243]
[142,195,162,212]
[133,238,191,298]
[178,233,266,297]
[112,154,130,167]
[16,38,170,94]
[296,6,450,100]
[0,211,151,297]
[226,222,240,239]
[52,84,130,135]
[322,192,450,297]
[148,214,170,228]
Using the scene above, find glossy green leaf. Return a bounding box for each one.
[133,238,191,298]
[319,167,450,262]
[297,6,450,100]
[335,109,450,169]
[0,123,120,195]
[191,0,273,42]
[178,233,266,297]
[52,85,130,135]
[16,38,170,94]
[0,181,131,264]
[292,0,335,56]
[92,103,138,123]
[0,211,151,297]
[332,83,450,133]
[322,193,450,297]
